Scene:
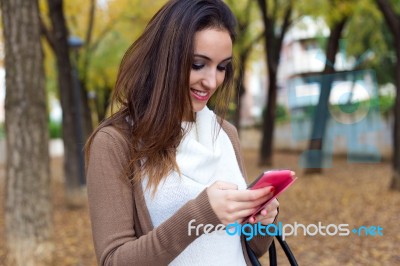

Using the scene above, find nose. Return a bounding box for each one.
[201,69,218,90]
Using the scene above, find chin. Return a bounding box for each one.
[192,104,206,113]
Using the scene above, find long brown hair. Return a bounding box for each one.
[86,0,237,193]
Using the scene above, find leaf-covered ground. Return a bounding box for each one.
[0,147,399,265]
[243,149,400,266]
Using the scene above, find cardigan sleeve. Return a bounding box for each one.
[86,127,222,266]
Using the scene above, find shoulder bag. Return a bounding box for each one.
[245,235,298,266]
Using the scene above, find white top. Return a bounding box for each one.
[142,107,247,265]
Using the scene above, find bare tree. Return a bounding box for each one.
[1,0,53,264]
[375,0,400,190]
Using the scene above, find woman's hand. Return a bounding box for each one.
[206,181,275,225]
[247,198,279,225]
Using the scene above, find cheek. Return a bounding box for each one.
[216,72,226,88]
[189,71,200,86]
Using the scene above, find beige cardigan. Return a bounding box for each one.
[86,119,275,265]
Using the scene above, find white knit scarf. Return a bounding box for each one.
[142,106,247,265]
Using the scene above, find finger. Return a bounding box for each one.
[264,191,276,201]
[256,217,275,225]
[255,208,278,223]
[212,181,238,190]
[259,199,279,215]
[257,209,276,219]
[233,193,275,211]
[248,216,255,224]
[267,198,279,210]
[226,207,260,223]
[230,186,274,202]
[242,191,275,209]
[253,215,270,224]
[252,211,266,223]
[251,199,278,221]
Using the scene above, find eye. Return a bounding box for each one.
[217,65,227,72]
[217,60,232,72]
[192,63,204,70]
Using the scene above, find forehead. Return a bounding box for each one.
[193,29,232,59]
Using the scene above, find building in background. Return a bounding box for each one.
[240,17,392,159]
[277,16,358,110]
[242,16,366,126]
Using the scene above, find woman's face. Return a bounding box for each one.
[189,28,233,113]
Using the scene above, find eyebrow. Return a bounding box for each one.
[193,54,232,63]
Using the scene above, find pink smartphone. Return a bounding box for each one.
[244,170,297,223]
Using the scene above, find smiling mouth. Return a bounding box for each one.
[190,88,209,101]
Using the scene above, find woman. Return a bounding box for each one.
[86,0,280,265]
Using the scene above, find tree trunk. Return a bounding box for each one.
[47,0,86,207]
[1,0,53,264]
[81,0,96,137]
[80,80,94,140]
[260,66,277,165]
[375,0,400,190]
[257,0,292,166]
[229,0,262,131]
[233,54,247,130]
[82,0,96,85]
[96,86,112,123]
[392,46,400,190]
[304,18,348,173]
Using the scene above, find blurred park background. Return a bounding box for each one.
[0,0,400,265]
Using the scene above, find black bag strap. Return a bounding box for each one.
[269,235,298,266]
[245,240,262,266]
[246,235,298,266]
[276,235,298,266]
[268,239,277,266]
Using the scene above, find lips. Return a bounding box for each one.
[190,88,210,101]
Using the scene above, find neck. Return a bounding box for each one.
[182,111,196,122]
